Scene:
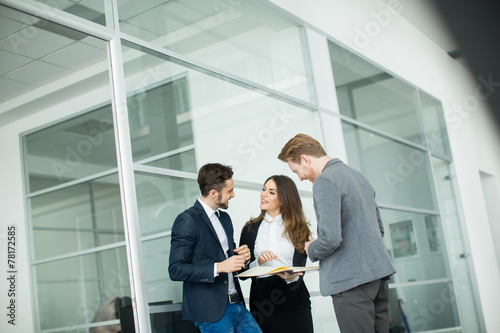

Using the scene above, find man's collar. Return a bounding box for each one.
[198,197,219,217]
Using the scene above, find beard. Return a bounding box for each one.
[215,193,229,209]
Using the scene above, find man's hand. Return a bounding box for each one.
[257,250,277,266]
[234,245,251,262]
[217,255,246,273]
[304,235,316,256]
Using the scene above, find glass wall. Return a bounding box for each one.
[117,0,315,104]
[7,0,481,332]
[329,39,481,332]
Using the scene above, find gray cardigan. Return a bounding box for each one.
[308,159,395,296]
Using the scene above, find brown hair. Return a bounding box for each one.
[244,175,311,253]
[197,163,233,196]
[278,133,326,164]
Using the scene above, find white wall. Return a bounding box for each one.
[268,0,500,331]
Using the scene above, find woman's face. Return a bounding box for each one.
[260,179,281,217]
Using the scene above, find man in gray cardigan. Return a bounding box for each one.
[278,134,395,333]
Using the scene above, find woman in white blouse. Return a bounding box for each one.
[239,175,313,333]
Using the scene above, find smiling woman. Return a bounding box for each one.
[240,174,312,333]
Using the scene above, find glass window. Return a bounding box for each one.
[117,0,314,103]
[127,76,196,170]
[122,42,322,191]
[135,173,199,237]
[143,237,183,304]
[0,4,109,107]
[329,41,425,144]
[432,157,481,331]
[25,106,117,193]
[30,174,123,261]
[34,0,106,26]
[380,209,449,283]
[342,122,436,210]
[389,282,460,332]
[35,247,130,330]
[420,91,451,156]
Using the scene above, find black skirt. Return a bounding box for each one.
[249,275,313,333]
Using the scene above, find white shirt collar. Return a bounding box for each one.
[198,197,219,218]
[263,212,283,224]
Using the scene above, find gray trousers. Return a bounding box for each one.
[332,279,389,333]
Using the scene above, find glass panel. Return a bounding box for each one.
[34,0,106,26]
[432,157,481,332]
[146,149,197,173]
[122,43,321,191]
[127,76,195,165]
[135,173,199,237]
[30,174,124,260]
[329,41,425,144]
[342,122,436,210]
[389,282,461,332]
[35,247,130,330]
[0,4,109,107]
[380,209,449,283]
[143,237,183,304]
[25,105,117,193]
[419,91,451,156]
[117,0,314,103]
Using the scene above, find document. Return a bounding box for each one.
[236,265,319,278]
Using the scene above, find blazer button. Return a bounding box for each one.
[224,281,227,285]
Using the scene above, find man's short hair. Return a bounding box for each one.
[197,163,234,196]
[278,134,327,164]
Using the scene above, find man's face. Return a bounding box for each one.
[287,159,315,183]
[214,178,235,209]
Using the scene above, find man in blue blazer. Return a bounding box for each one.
[279,134,395,333]
[169,163,262,332]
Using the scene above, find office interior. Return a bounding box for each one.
[0,0,500,332]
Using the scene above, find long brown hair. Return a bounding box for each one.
[245,175,311,253]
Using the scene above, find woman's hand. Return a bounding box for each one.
[276,271,302,282]
[257,250,277,266]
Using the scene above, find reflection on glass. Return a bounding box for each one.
[127,76,195,165]
[143,237,183,304]
[381,209,448,282]
[35,247,130,330]
[34,0,106,25]
[329,41,425,144]
[425,215,442,252]
[342,122,436,210]
[30,174,124,260]
[0,4,109,106]
[25,104,116,193]
[123,44,320,188]
[146,149,197,173]
[432,157,481,332]
[118,0,314,103]
[419,91,451,156]
[389,282,460,332]
[135,173,199,236]
[390,219,418,259]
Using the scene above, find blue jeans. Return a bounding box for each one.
[194,302,262,333]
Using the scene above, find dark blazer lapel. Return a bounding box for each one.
[194,200,226,256]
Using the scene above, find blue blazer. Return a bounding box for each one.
[168,200,245,323]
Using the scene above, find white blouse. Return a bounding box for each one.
[251,213,296,279]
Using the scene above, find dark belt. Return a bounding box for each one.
[228,293,241,304]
